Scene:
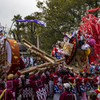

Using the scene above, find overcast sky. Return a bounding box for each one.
[0,0,42,31]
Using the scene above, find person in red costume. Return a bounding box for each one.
[5,74,19,100]
[59,83,75,100]
[76,72,88,100]
[68,73,77,100]
[30,71,47,100]
[94,72,100,90]
[21,72,33,100]
[50,65,63,100]
[0,81,14,100]
[95,83,100,100]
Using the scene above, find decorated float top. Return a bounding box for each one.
[51,7,100,72]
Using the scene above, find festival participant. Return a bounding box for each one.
[50,65,63,100]
[0,81,14,100]
[5,74,19,99]
[60,70,68,84]
[88,90,97,100]
[59,83,75,100]
[95,83,100,100]
[68,73,77,100]
[30,71,47,100]
[94,72,100,89]
[83,73,93,91]
[30,55,33,66]
[44,68,50,96]
[76,72,88,100]
[14,71,21,79]
[21,72,33,100]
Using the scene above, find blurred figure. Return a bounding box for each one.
[0,81,14,100]
[88,90,97,100]
[30,55,33,66]
[95,83,100,100]
[59,83,75,100]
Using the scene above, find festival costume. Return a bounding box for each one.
[68,76,77,100]
[0,88,14,100]
[94,75,100,86]
[30,73,47,100]
[50,72,63,100]
[76,77,88,100]
[59,91,75,100]
[95,88,100,100]
[5,79,19,99]
[44,71,50,96]
[60,73,68,84]
[21,79,33,100]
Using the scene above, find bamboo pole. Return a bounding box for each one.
[20,57,65,75]
[22,39,56,61]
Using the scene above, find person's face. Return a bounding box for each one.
[83,73,86,77]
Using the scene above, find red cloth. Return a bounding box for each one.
[16,71,21,76]
[95,89,100,100]
[29,74,35,80]
[87,6,100,12]
[20,58,25,70]
[68,77,75,84]
[89,54,96,64]
[50,72,62,89]
[59,91,75,100]
[44,72,50,96]
[30,73,47,100]
[77,7,100,59]
[0,88,14,100]
[5,79,19,99]
[76,77,88,85]
[94,76,100,85]
[21,79,33,100]
[60,73,68,84]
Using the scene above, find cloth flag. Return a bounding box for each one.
[16,19,46,27]
[54,52,64,59]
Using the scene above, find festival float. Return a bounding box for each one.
[51,7,100,72]
[0,7,100,77]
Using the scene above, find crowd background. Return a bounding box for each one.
[0,62,100,100]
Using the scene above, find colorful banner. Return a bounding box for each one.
[16,19,46,27]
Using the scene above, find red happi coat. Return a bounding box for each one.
[60,73,68,84]
[59,91,75,100]
[30,73,47,100]
[76,77,88,92]
[44,71,50,96]
[94,75,100,85]
[95,89,100,100]
[50,72,63,94]
[5,79,19,99]
[0,88,14,100]
[21,79,33,100]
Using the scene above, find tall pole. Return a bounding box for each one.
[37,34,39,49]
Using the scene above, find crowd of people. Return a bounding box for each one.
[1,63,100,100]
[20,55,45,69]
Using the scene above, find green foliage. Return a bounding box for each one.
[10,0,100,54]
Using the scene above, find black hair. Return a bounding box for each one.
[0,81,5,88]
[88,91,97,100]
[59,70,62,74]
[65,88,70,91]
[70,73,74,77]
[56,71,60,76]
[62,70,67,75]
[80,72,83,77]
[24,72,29,79]
[35,75,39,80]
